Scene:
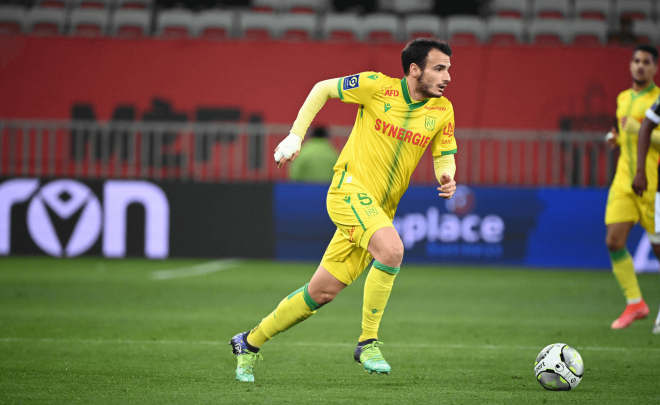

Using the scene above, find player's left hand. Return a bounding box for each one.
[438,173,456,199]
[632,171,648,197]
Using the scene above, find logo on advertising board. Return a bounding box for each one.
[0,178,169,258]
[392,186,506,260]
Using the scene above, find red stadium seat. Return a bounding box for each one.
[156,9,195,39]
[633,20,660,44]
[528,19,569,46]
[285,0,327,14]
[26,8,65,36]
[110,9,151,38]
[487,16,524,46]
[251,0,280,13]
[239,12,278,40]
[534,0,570,19]
[570,20,607,47]
[279,14,317,42]
[69,9,108,37]
[117,0,153,9]
[34,0,67,8]
[616,0,652,21]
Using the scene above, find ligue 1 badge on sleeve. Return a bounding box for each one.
[343,74,360,90]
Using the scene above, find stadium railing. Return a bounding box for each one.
[0,119,616,186]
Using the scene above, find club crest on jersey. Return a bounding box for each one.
[425,115,436,131]
[343,74,360,91]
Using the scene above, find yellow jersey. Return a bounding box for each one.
[613,83,660,197]
[334,72,456,217]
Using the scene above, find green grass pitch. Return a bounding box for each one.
[1,257,659,404]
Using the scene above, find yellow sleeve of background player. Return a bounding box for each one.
[336,72,382,105]
[431,107,457,157]
[622,115,660,145]
[290,79,340,138]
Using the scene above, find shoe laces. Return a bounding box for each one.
[237,350,263,372]
[361,341,384,361]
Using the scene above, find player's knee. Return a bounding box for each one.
[380,243,404,268]
[309,289,337,306]
[605,235,625,252]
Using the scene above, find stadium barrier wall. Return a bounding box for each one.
[275,183,659,272]
[0,37,633,132]
[0,177,274,259]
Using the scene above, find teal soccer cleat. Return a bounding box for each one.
[354,339,391,375]
[229,332,263,382]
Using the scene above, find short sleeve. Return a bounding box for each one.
[337,72,382,105]
[647,96,660,124]
[431,109,457,157]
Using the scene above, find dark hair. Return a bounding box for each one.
[634,44,659,64]
[401,38,452,75]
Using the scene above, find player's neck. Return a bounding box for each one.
[405,77,427,102]
[632,80,654,92]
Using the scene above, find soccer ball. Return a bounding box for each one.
[534,343,584,391]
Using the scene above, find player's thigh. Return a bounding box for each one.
[321,229,374,285]
[326,183,394,252]
[605,188,639,226]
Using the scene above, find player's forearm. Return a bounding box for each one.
[433,154,456,184]
[636,118,655,174]
[290,79,340,138]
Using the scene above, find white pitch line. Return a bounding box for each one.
[151,259,240,280]
[0,337,658,353]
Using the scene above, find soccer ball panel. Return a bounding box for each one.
[534,343,583,391]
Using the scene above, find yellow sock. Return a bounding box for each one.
[610,248,642,302]
[247,283,321,348]
[359,261,398,342]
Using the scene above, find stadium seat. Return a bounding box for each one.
[574,0,612,21]
[533,0,570,19]
[72,0,114,9]
[69,8,109,36]
[238,11,278,40]
[196,10,234,40]
[528,19,570,45]
[322,13,363,43]
[25,8,66,36]
[490,0,528,19]
[633,19,660,44]
[284,0,327,14]
[363,14,401,44]
[156,9,195,39]
[403,15,444,40]
[116,0,153,9]
[110,9,151,38]
[570,19,607,46]
[0,5,27,35]
[615,0,652,20]
[487,16,524,46]
[34,0,69,9]
[392,0,434,14]
[251,0,281,13]
[446,15,485,45]
[279,13,317,41]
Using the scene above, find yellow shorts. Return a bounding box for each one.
[320,172,394,285]
[605,186,655,234]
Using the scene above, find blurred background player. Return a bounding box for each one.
[632,92,660,334]
[229,38,458,382]
[289,127,338,183]
[604,44,659,330]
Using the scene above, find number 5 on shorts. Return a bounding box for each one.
[358,193,372,205]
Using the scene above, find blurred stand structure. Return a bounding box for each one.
[0,119,618,186]
[289,127,338,183]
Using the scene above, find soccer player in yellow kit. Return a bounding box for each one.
[229,39,458,382]
[605,44,660,330]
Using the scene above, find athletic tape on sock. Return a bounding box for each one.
[373,260,400,275]
[302,283,322,311]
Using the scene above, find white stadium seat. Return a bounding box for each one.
[156,9,195,39]
[615,0,652,21]
[487,16,525,45]
[633,19,660,44]
[490,0,529,19]
[575,0,612,21]
[279,13,318,41]
[110,9,151,38]
[446,15,486,45]
[403,15,444,40]
[196,10,235,40]
[363,13,401,44]
[116,0,153,9]
[533,0,571,19]
[0,5,27,35]
[528,18,570,45]
[322,13,363,42]
[392,0,434,15]
[26,7,66,36]
[69,8,109,37]
[570,19,608,46]
[284,0,328,14]
[251,0,282,13]
[238,11,278,40]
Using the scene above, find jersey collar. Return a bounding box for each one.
[401,77,430,110]
[633,82,656,97]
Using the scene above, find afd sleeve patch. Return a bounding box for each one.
[342,74,360,91]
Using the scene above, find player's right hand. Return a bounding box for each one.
[632,171,648,197]
[274,133,302,168]
[605,126,619,150]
